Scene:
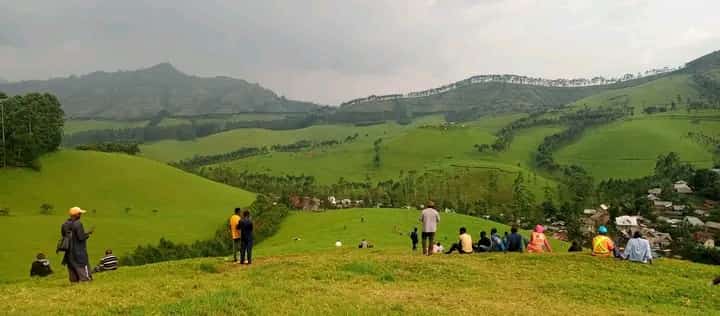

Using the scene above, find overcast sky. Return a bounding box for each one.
[1,0,718,105]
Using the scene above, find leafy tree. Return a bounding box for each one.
[511,172,535,223]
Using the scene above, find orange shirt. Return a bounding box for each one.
[229,214,241,239]
[527,232,547,253]
[592,235,614,256]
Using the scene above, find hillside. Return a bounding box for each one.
[0,63,320,119]
[0,150,255,280]
[0,209,716,315]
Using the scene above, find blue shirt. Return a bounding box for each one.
[623,238,652,263]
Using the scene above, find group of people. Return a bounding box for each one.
[410,201,654,264]
[31,207,118,282]
[229,208,255,265]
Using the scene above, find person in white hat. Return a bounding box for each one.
[60,207,94,283]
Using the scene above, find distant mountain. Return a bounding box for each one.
[0,77,7,84]
[0,63,320,119]
[339,51,720,115]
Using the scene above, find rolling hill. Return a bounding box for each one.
[0,150,255,281]
[0,63,320,119]
[0,209,716,315]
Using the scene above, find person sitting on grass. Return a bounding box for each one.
[432,242,444,254]
[592,225,615,257]
[527,225,552,253]
[94,249,118,273]
[358,239,373,248]
[623,231,652,264]
[475,231,491,252]
[30,253,53,277]
[445,227,473,254]
[490,228,505,252]
[505,226,526,252]
[568,240,583,252]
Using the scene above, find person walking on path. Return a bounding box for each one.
[410,227,419,251]
[592,226,615,257]
[229,208,242,263]
[527,224,552,253]
[419,201,440,256]
[239,210,254,264]
[60,207,93,283]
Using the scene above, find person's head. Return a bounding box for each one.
[504,231,509,236]
[234,208,241,215]
[598,225,608,235]
[491,228,497,234]
[511,226,518,234]
[459,227,467,234]
[633,231,642,239]
[480,231,487,238]
[426,200,436,209]
[436,242,441,246]
[242,210,250,218]
[105,249,113,255]
[36,253,46,260]
[68,206,86,220]
[413,227,417,232]
[534,224,545,233]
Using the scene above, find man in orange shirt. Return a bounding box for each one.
[592,225,615,257]
[229,208,242,263]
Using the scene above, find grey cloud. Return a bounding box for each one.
[0,0,718,104]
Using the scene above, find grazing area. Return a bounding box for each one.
[0,209,716,315]
[0,150,255,281]
[555,115,720,180]
[63,119,149,135]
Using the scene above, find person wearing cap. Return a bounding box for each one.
[30,253,53,277]
[61,207,93,283]
[419,200,440,256]
[527,224,553,253]
[592,225,615,257]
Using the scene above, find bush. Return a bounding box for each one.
[0,208,10,216]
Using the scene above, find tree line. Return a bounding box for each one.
[75,142,140,155]
[0,92,64,169]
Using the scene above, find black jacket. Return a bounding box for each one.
[239,218,254,242]
[61,219,91,267]
[30,259,53,277]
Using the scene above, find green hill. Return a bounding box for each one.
[0,209,716,315]
[0,63,320,119]
[0,150,255,281]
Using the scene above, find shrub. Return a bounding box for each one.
[39,203,54,215]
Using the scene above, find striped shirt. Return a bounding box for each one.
[99,255,118,271]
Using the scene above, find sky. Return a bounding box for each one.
[0,0,718,105]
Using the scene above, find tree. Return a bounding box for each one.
[39,203,54,215]
[511,172,535,223]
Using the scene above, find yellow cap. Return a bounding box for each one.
[68,207,87,216]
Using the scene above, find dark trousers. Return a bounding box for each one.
[67,265,92,283]
[421,232,435,255]
[240,239,253,264]
[445,243,472,254]
[232,238,242,262]
[412,241,418,250]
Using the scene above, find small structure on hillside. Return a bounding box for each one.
[683,216,705,227]
[705,221,720,232]
[694,209,709,217]
[673,205,687,212]
[711,168,720,175]
[653,200,673,211]
[648,188,662,195]
[674,181,693,194]
[615,215,640,232]
[583,209,597,215]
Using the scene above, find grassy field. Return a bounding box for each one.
[0,150,255,281]
[0,209,717,315]
[556,115,720,180]
[569,74,700,111]
[63,119,148,134]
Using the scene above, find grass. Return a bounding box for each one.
[0,150,255,281]
[556,115,720,180]
[0,209,717,315]
[63,119,148,134]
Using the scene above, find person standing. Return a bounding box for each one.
[410,227,419,251]
[229,208,242,263]
[30,253,53,277]
[527,224,552,253]
[592,226,615,257]
[61,207,93,283]
[238,210,254,265]
[419,201,440,256]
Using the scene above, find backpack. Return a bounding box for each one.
[56,226,72,253]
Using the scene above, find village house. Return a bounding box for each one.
[674,180,693,194]
[705,221,720,232]
[648,188,662,195]
[653,200,673,211]
[615,215,640,233]
[694,209,710,217]
[683,216,705,227]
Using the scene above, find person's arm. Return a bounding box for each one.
[544,238,553,252]
[74,222,90,240]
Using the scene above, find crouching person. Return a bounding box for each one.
[94,249,119,273]
[30,253,53,277]
[445,227,473,254]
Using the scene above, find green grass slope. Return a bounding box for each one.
[0,150,255,281]
[556,115,720,180]
[1,209,717,315]
[63,119,149,135]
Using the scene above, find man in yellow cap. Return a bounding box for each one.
[60,207,94,283]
